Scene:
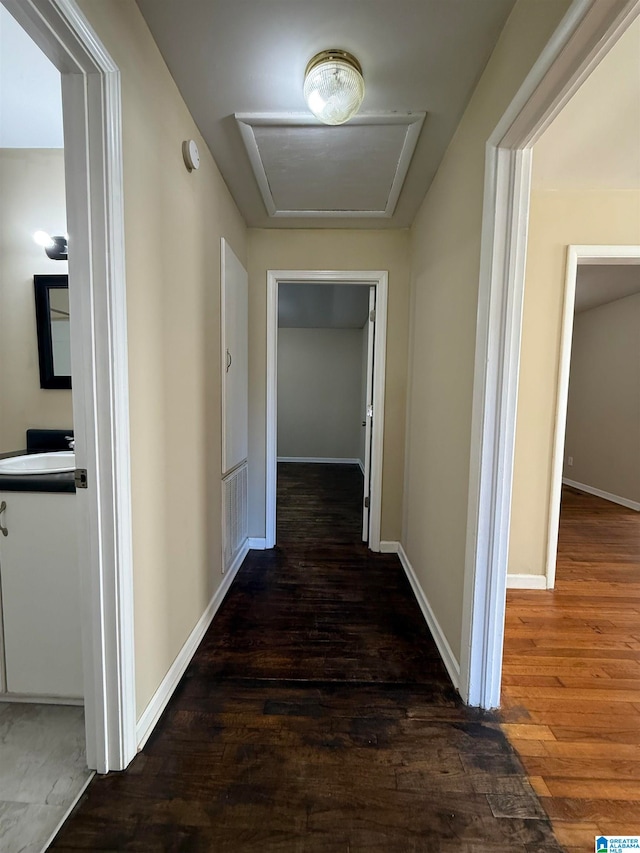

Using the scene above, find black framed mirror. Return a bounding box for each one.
[34,274,72,389]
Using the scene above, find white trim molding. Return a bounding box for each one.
[0,693,84,706]
[266,270,388,552]
[235,112,425,219]
[136,545,247,750]
[545,245,640,588]
[4,0,136,772]
[396,545,461,691]
[506,574,548,590]
[461,0,640,710]
[248,537,268,550]
[277,457,363,466]
[379,540,461,686]
[563,478,640,513]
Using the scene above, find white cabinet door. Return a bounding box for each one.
[0,491,83,698]
[221,239,249,475]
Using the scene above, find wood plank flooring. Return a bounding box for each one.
[502,486,640,853]
[52,462,562,852]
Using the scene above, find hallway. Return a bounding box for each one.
[51,464,561,851]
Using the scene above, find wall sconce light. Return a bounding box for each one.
[33,231,68,260]
[303,49,365,126]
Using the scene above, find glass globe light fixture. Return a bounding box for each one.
[303,50,365,126]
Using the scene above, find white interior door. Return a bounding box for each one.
[221,239,248,475]
[362,286,376,541]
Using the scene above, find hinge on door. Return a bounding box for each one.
[364,496,370,508]
[369,309,376,323]
[74,468,88,489]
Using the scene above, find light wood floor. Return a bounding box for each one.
[502,486,640,853]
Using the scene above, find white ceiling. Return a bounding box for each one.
[237,112,424,218]
[533,16,640,191]
[575,264,640,314]
[279,284,369,328]
[0,5,63,149]
[134,0,517,228]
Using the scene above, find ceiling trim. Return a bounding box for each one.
[235,112,425,219]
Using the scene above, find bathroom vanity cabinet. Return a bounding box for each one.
[0,490,83,698]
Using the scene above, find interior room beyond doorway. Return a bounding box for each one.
[266,270,388,551]
[277,282,372,541]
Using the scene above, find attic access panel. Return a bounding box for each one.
[236,112,425,218]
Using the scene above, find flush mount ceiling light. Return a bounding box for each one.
[303,49,365,126]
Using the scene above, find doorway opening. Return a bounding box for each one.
[0,11,94,849]
[460,0,640,709]
[276,282,374,543]
[546,248,640,586]
[266,270,388,551]
[1,0,136,778]
[501,250,640,847]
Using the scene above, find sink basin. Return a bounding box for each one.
[0,451,75,475]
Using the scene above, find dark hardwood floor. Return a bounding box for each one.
[52,463,562,852]
[502,486,640,852]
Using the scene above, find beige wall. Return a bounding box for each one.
[509,189,640,578]
[78,0,247,717]
[564,291,640,504]
[247,228,410,541]
[0,149,72,452]
[403,0,571,662]
[278,327,363,461]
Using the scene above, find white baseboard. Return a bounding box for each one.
[358,459,364,475]
[395,543,461,691]
[0,693,83,706]
[136,541,247,749]
[277,456,362,466]
[379,540,399,554]
[225,539,250,576]
[563,478,640,512]
[248,537,268,549]
[506,573,547,590]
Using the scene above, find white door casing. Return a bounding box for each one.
[362,286,376,542]
[461,0,640,708]
[266,270,388,551]
[2,0,137,770]
[545,246,640,589]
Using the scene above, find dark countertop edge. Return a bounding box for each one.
[0,473,76,494]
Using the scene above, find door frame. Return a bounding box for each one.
[545,245,640,589]
[266,270,388,551]
[3,0,137,771]
[460,0,640,708]
[361,286,376,542]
